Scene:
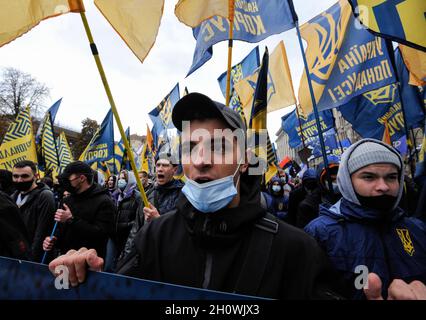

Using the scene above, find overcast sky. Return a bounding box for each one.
[0,0,336,141]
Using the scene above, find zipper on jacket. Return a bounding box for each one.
[202,253,213,289]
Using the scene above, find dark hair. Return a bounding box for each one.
[0,169,13,193]
[41,176,54,189]
[14,160,37,174]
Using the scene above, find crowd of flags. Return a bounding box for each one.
[0,0,425,185]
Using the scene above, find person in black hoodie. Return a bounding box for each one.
[0,191,31,260]
[42,161,114,259]
[12,160,55,262]
[48,93,343,299]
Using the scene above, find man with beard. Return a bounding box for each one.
[12,160,55,262]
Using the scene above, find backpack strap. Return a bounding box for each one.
[234,213,278,295]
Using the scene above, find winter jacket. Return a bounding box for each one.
[262,177,289,220]
[118,179,183,262]
[112,172,141,255]
[116,172,341,299]
[305,139,426,299]
[0,191,31,260]
[55,184,115,259]
[12,183,55,262]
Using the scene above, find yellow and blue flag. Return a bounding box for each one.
[281,108,335,149]
[395,47,425,129]
[298,0,396,115]
[0,0,84,48]
[339,84,410,142]
[348,0,426,51]
[234,41,297,116]
[41,112,60,178]
[56,131,74,174]
[0,106,37,170]
[94,0,164,63]
[184,0,297,76]
[398,45,426,86]
[249,48,278,184]
[79,109,114,165]
[149,84,180,132]
[35,98,62,171]
[218,46,260,113]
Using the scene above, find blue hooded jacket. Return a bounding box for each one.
[305,139,426,299]
[262,176,288,220]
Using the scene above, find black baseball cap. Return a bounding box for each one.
[172,92,247,133]
[59,161,93,180]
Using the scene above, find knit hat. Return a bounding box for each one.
[347,140,401,175]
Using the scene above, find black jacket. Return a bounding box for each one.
[118,179,183,261]
[116,173,340,299]
[0,191,31,260]
[56,184,115,258]
[12,183,55,262]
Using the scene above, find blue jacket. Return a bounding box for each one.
[305,198,426,298]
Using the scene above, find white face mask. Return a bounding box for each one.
[182,161,242,213]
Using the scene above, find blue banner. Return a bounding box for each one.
[281,109,334,149]
[149,84,180,131]
[315,12,396,111]
[218,46,260,111]
[395,48,425,129]
[310,129,351,161]
[80,109,114,165]
[339,83,407,142]
[187,0,296,76]
[0,256,258,300]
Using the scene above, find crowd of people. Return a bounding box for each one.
[0,92,425,300]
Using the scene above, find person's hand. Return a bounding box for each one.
[48,247,103,287]
[364,273,426,300]
[143,203,160,222]
[54,203,73,223]
[43,236,57,251]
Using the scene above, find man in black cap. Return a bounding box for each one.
[42,161,114,259]
[49,93,342,298]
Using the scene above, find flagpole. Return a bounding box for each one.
[295,104,310,168]
[79,12,149,207]
[295,21,333,192]
[225,0,235,106]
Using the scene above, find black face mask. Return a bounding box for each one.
[60,177,79,194]
[14,180,34,192]
[355,193,397,212]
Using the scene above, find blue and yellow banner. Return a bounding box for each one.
[310,129,351,161]
[0,107,37,170]
[281,108,334,149]
[395,47,426,129]
[348,0,426,51]
[56,131,74,174]
[218,46,260,112]
[106,127,130,174]
[149,84,180,132]
[187,0,297,76]
[339,84,407,142]
[298,0,396,114]
[79,109,114,165]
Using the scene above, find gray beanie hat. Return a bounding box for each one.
[347,140,401,174]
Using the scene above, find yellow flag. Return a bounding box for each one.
[399,45,426,86]
[267,40,297,112]
[0,107,37,170]
[0,0,84,47]
[234,41,296,119]
[95,0,164,63]
[298,0,351,115]
[175,0,232,28]
[382,119,392,146]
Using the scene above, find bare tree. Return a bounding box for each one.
[0,67,50,118]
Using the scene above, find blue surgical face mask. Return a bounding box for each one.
[117,179,127,191]
[272,185,281,193]
[182,162,242,213]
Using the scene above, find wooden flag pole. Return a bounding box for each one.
[79,12,149,207]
